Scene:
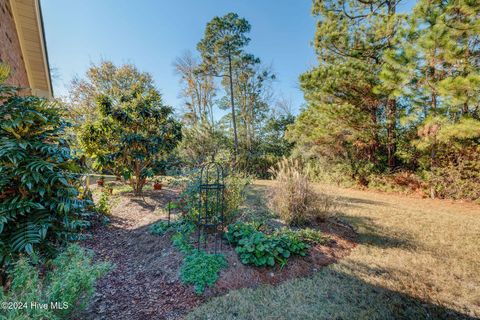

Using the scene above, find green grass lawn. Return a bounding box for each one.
[187,181,480,319]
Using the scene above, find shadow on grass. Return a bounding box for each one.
[336,214,415,249]
[188,262,477,319]
[336,195,389,208]
[247,183,411,250]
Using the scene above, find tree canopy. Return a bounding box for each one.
[75,62,182,195]
[289,0,480,199]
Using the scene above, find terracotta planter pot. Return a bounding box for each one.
[153,183,162,190]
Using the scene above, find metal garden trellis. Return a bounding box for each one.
[197,161,225,253]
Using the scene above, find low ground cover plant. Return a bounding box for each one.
[295,228,328,245]
[180,251,228,295]
[149,219,184,236]
[171,229,195,254]
[223,221,263,245]
[0,245,111,320]
[150,218,226,294]
[225,222,310,268]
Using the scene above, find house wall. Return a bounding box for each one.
[0,0,29,87]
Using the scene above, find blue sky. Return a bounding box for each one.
[41,0,318,114]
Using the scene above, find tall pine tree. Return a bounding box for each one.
[296,0,404,181]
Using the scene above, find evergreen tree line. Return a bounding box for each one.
[287,0,479,200]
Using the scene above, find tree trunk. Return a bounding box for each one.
[430,93,437,199]
[370,108,379,164]
[386,98,397,170]
[132,161,144,196]
[228,54,239,161]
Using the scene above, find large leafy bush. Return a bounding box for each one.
[0,83,92,265]
[0,244,111,320]
[76,62,182,195]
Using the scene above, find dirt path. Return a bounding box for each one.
[81,183,357,319]
[82,187,203,320]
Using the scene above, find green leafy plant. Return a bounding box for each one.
[224,172,251,223]
[225,222,309,268]
[0,84,93,266]
[180,251,228,295]
[149,219,185,236]
[152,176,162,183]
[96,188,111,215]
[150,218,226,294]
[0,244,111,320]
[273,228,311,256]
[224,221,262,246]
[77,62,182,195]
[171,231,195,255]
[294,228,327,245]
[149,220,172,235]
[177,170,250,226]
[235,232,278,267]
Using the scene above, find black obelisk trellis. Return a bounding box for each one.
[197,162,225,253]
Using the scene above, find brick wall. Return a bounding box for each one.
[0,0,29,87]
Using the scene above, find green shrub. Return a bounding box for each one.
[177,172,201,220]
[180,251,228,295]
[0,84,93,265]
[76,62,182,196]
[431,145,480,201]
[0,244,111,320]
[304,158,357,187]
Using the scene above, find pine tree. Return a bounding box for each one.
[396,0,480,197]
[297,0,404,180]
[197,13,252,160]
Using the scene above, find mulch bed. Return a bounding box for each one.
[209,220,356,297]
[81,186,356,320]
